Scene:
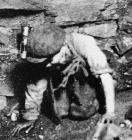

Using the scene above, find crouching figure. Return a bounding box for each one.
[9,23,116,139]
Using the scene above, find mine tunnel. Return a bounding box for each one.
[0,0,132,140]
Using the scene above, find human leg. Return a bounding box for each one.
[12,79,48,135]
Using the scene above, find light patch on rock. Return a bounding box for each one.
[0,96,7,110]
[79,22,117,38]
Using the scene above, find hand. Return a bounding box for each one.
[11,120,36,136]
[92,114,117,140]
[50,45,72,65]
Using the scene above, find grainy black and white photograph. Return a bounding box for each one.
[0,0,132,140]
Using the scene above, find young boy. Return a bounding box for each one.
[11,24,115,138]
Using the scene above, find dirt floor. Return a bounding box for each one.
[0,89,131,140]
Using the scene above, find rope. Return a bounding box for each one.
[50,34,89,92]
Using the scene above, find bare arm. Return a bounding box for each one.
[68,33,115,116]
[50,32,115,117]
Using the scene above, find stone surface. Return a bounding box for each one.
[0,12,45,29]
[79,22,117,38]
[0,0,46,10]
[0,1,132,140]
[49,0,119,25]
[115,34,132,55]
[0,0,129,49]
[0,12,46,47]
[0,0,131,95]
[96,38,117,52]
[0,84,14,96]
[0,32,10,46]
[0,0,120,25]
[0,96,7,110]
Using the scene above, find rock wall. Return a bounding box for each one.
[0,0,132,61]
[0,0,132,109]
